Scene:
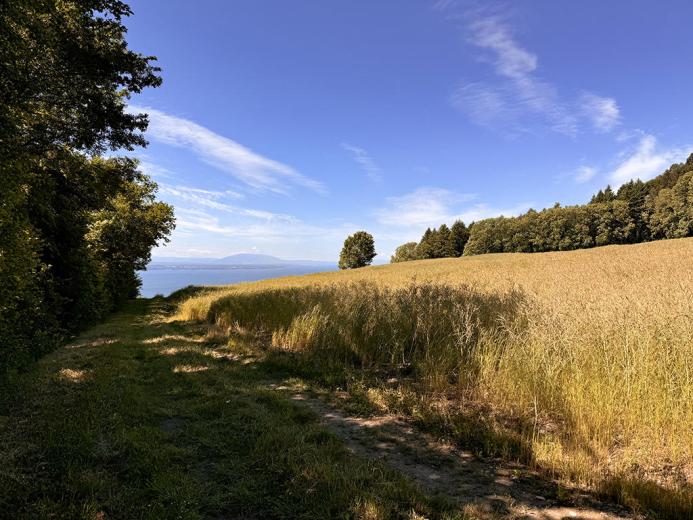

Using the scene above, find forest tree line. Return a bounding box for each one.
[391,221,470,262]
[392,154,693,261]
[1,1,174,376]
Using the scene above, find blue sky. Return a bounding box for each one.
[124,0,693,261]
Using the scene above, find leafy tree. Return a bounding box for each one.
[449,220,469,256]
[404,156,693,261]
[390,242,420,263]
[644,153,693,195]
[88,166,175,306]
[647,171,693,239]
[0,0,161,154]
[434,224,457,258]
[590,185,615,204]
[339,231,376,269]
[616,180,648,242]
[416,228,436,259]
[0,0,167,374]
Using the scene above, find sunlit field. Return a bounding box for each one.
[175,237,693,517]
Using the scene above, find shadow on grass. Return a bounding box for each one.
[1,297,689,519]
[0,299,462,519]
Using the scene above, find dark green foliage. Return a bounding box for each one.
[390,242,420,263]
[417,225,455,259]
[0,1,171,375]
[464,156,693,256]
[339,231,376,269]
[450,220,470,256]
[643,153,693,195]
[590,185,616,204]
[0,0,161,154]
[391,221,470,263]
[434,224,457,258]
[647,171,693,239]
[415,228,435,259]
[88,164,175,307]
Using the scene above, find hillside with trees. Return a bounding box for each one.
[0,1,174,376]
[391,154,693,261]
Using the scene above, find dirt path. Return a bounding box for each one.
[268,383,637,520]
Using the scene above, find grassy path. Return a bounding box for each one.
[0,299,634,519]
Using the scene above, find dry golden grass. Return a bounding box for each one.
[174,237,693,516]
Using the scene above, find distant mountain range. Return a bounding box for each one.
[150,253,336,268]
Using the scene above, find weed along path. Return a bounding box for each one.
[0,299,636,519]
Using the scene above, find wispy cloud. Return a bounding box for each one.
[580,93,621,132]
[375,188,473,227]
[137,159,175,179]
[450,82,518,130]
[341,143,383,182]
[174,207,347,241]
[609,134,691,186]
[445,11,622,138]
[374,187,529,228]
[573,165,597,184]
[130,106,326,195]
[158,184,297,222]
[454,16,578,136]
[457,201,534,223]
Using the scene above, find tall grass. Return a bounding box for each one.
[198,282,525,388]
[174,238,693,516]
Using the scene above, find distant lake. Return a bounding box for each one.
[138,264,336,297]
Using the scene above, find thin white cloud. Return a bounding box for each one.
[174,207,347,241]
[580,93,621,132]
[573,165,597,184]
[138,159,174,179]
[450,82,519,131]
[609,134,691,186]
[375,187,474,227]
[447,12,623,138]
[341,142,383,182]
[130,106,326,195]
[159,184,295,222]
[469,17,537,79]
[456,201,534,223]
[374,187,529,229]
[457,16,578,136]
[163,184,243,200]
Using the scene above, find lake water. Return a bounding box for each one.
[138,264,336,298]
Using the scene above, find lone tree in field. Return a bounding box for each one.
[339,231,376,269]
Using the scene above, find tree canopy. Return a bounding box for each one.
[339,231,376,269]
[1,1,173,375]
[462,154,693,256]
[390,220,470,264]
[390,242,420,263]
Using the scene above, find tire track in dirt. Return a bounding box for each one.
[268,383,638,520]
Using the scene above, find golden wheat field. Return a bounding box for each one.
[174,237,693,514]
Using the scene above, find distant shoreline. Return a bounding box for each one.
[146,263,336,271]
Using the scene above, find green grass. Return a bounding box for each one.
[0,298,475,520]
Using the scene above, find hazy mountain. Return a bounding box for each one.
[150,253,336,267]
